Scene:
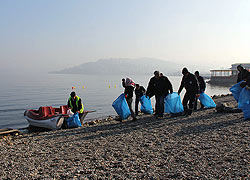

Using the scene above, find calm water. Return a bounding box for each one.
[0,73,231,129]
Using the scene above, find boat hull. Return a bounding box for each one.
[25,115,65,130]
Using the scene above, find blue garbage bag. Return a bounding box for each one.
[241,106,250,119]
[238,88,250,119]
[230,81,244,102]
[112,93,131,119]
[198,93,216,108]
[165,92,184,113]
[140,95,153,114]
[67,113,82,128]
[238,87,250,109]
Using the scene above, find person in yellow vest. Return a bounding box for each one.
[67,91,84,119]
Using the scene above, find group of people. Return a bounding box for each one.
[67,65,250,122]
[121,67,206,120]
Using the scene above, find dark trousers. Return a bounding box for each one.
[135,97,140,115]
[183,92,196,114]
[126,97,136,119]
[155,94,165,117]
[194,98,204,110]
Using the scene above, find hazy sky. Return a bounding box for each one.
[1,0,250,74]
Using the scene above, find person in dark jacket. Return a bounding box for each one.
[178,68,199,116]
[135,84,146,115]
[146,71,173,118]
[68,91,84,118]
[194,71,206,110]
[237,65,250,83]
[122,78,137,121]
[240,76,250,90]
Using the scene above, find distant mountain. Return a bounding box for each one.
[52,58,184,76]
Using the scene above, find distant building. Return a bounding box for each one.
[231,63,250,70]
[209,63,250,85]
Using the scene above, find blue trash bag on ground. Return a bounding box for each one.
[238,87,250,109]
[164,92,184,114]
[230,81,244,102]
[112,93,131,119]
[140,95,153,114]
[198,93,216,108]
[67,113,82,128]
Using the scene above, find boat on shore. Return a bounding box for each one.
[24,105,95,130]
[24,105,69,130]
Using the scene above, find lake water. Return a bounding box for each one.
[0,73,231,129]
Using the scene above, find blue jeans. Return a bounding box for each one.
[155,94,165,117]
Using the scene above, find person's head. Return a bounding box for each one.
[154,70,160,79]
[237,65,243,72]
[195,71,200,77]
[182,67,189,76]
[135,84,140,89]
[160,73,163,77]
[70,91,76,99]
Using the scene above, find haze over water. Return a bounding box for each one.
[1,0,249,129]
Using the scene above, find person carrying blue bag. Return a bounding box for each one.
[194,71,206,110]
[64,91,84,128]
[122,78,137,121]
[68,91,84,119]
[238,76,250,119]
[135,84,146,115]
[178,68,199,116]
[236,65,250,83]
[146,71,173,119]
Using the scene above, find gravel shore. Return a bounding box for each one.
[0,95,249,179]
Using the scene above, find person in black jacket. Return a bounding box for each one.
[237,65,250,83]
[194,71,206,110]
[146,71,173,118]
[240,75,250,89]
[178,67,199,116]
[122,78,137,121]
[135,84,146,115]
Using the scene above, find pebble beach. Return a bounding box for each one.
[0,95,249,179]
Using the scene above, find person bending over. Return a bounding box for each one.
[122,78,137,121]
[68,91,84,119]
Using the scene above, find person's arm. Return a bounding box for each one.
[165,77,173,94]
[141,86,146,93]
[201,77,206,92]
[146,78,153,97]
[78,99,82,112]
[122,79,126,88]
[237,72,241,83]
[178,77,184,94]
[243,69,250,81]
[193,75,199,95]
[67,99,71,108]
